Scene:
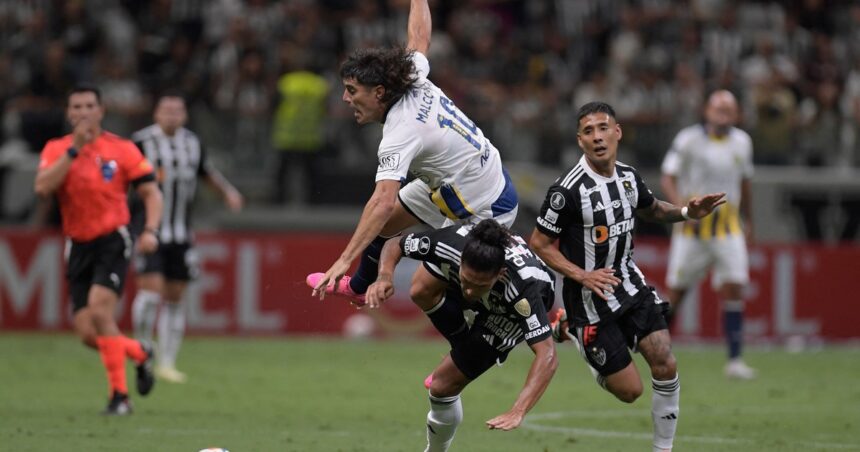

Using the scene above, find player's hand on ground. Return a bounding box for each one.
[578,268,620,301]
[71,119,95,149]
[312,259,351,300]
[486,410,524,431]
[366,278,394,309]
[136,231,158,254]
[686,192,726,219]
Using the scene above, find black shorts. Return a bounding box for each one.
[573,291,669,377]
[66,228,133,313]
[450,323,513,380]
[133,242,198,281]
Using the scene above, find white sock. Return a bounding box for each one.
[157,302,186,369]
[425,392,463,452]
[651,374,680,451]
[131,290,161,342]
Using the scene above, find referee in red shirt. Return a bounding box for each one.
[34,85,163,415]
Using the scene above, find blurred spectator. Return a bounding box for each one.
[96,53,151,137]
[750,79,797,165]
[233,48,271,169]
[270,46,328,206]
[50,0,100,81]
[797,79,842,166]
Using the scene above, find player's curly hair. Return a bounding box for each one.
[340,46,419,105]
[462,219,512,274]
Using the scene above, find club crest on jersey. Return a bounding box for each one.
[622,180,636,205]
[99,158,118,182]
[514,299,531,317]
[589,346,607,366]
[378,153,400,171]
[550,192,565,210]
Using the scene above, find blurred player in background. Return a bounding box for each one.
[367,220,557,451]
[34,85,162,415]
[660,90,756,380]
[530,102,726,451]
[308,0,518,348]
[129,93,244,383]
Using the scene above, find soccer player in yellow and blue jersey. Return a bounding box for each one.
[661,90,756,379]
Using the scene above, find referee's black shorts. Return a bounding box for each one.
[66,228,132,313]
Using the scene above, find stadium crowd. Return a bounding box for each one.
[1,0,860,218]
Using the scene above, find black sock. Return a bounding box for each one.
[348,235,389,295]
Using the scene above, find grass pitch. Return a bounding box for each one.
[1,333,858,451]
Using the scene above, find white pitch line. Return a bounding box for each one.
[521,411,860,450]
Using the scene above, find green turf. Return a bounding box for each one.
[1,334,858,451]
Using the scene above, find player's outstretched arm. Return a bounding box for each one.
[204,166,244,212]
[407,0,431,54]
[529,228,620,300]
[486,337,558,431]
[366,237,403,308]
[312,179,400,299]
[636,193,726,224]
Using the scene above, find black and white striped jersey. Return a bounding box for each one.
[535,155,664,327]
[399,225,555,352]
[129,125,210,244]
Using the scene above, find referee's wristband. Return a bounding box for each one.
[680,206,691,221]
[143,228,159,237]
[67,147,79,159]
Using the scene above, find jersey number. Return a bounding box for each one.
[437,97,482,151]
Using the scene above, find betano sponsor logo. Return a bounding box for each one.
[591,218,635,244]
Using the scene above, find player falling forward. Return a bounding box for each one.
[307,0,518,347]
[530,102,726,451]
[366,220,557,451]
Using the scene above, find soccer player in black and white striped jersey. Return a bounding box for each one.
[367,220,557,451]
[530,102,726,452]
[129,94,243,383]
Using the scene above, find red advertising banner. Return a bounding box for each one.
[1,229,857,340]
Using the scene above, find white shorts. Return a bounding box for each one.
[397,170,518,229]
[665,233,749,290]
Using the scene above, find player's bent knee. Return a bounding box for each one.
[651,354,678,380]
[613,385,643,403]
[429,372,468,398]
[79,333,98,349]
[606,375,643,403]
